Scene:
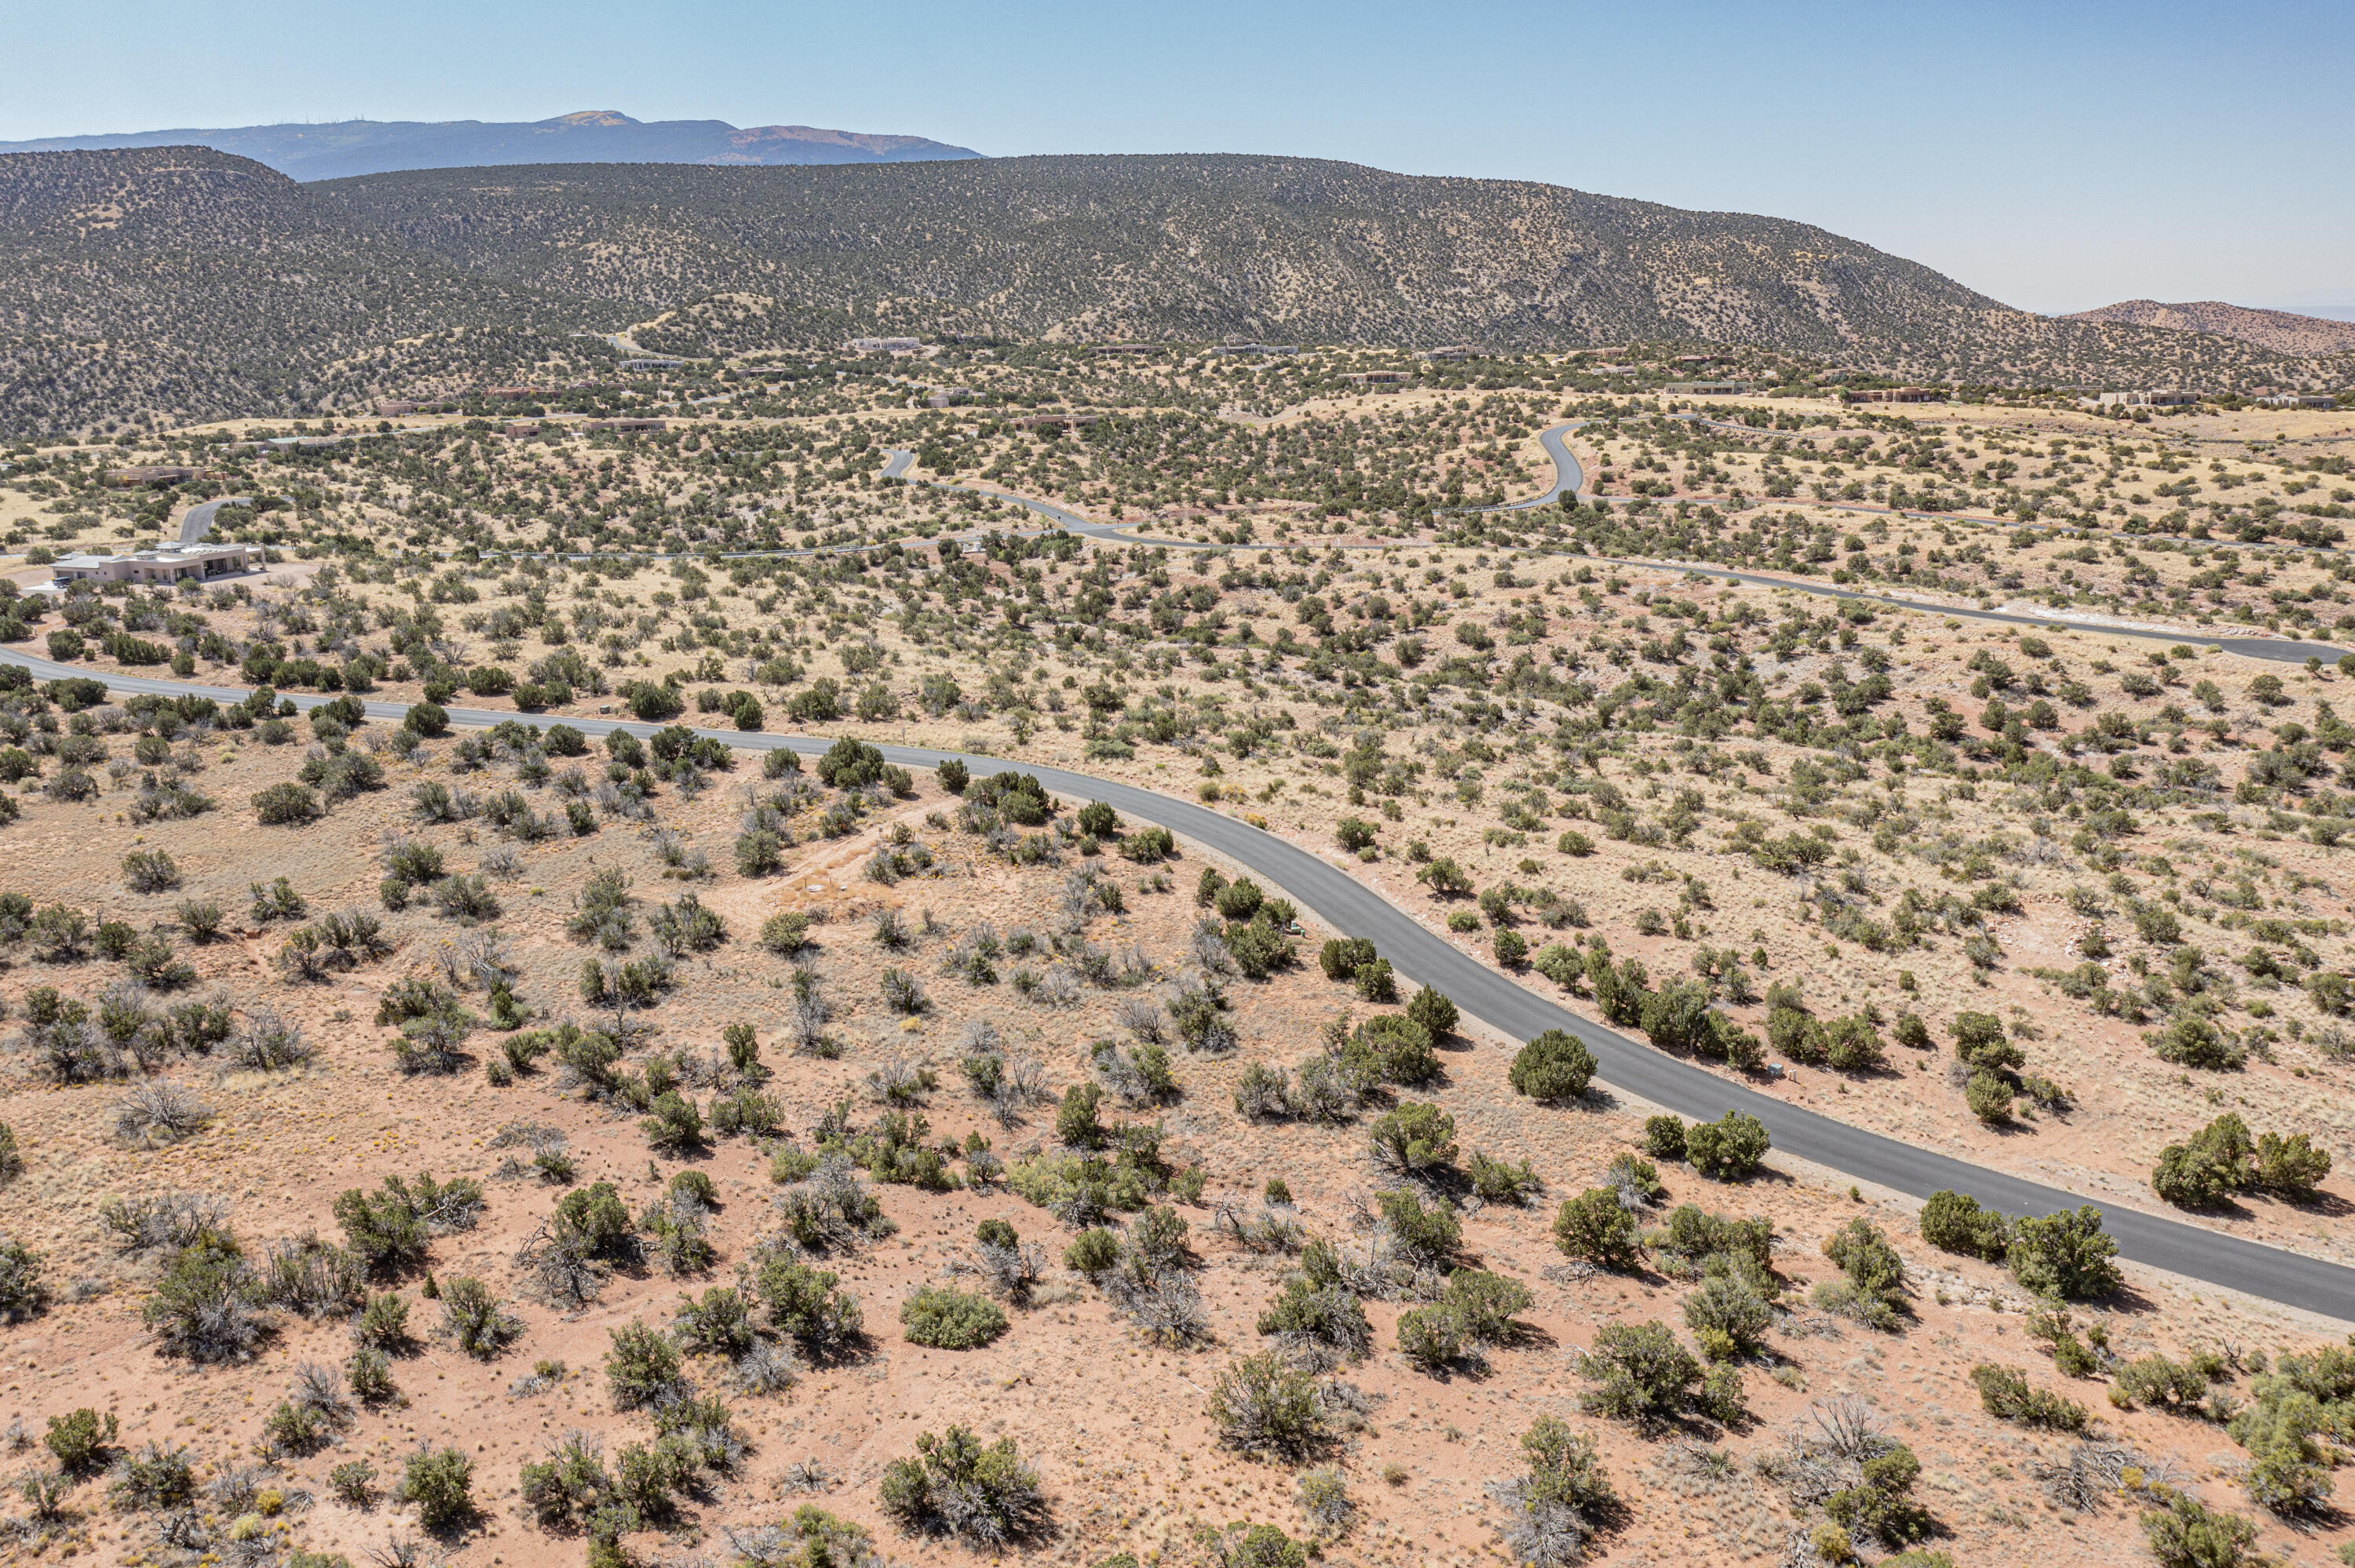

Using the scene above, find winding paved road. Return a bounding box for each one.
[491,430,2337,669]
[1660,410,2355,570]
[1512,423,2346,664]
[884,449,1205,550]
[2,644,2349,1318]
[1504,423,1587,510]
[896,426,2344,663]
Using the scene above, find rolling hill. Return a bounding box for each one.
[0,145,2343,436]
[317,154,2340,390]
[2062,298,2355,359]
[0,109,981,181]
[0,147,588,436]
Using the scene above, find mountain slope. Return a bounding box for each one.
[318,154,2334,385]
[0,109,982,181]
[1,146,2342,436]
[0,147,588,434]
[2063,298,2355,359]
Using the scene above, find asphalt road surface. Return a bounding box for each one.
[738,441,2339,668]
[177,495,249,548]
[3,643,2349,1318]
[1663,410,2355,572]
[1502,423,1587,509]
[1515,423,2346,665]
[884,450,1203,549]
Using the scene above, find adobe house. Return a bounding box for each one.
[35,542,265,593]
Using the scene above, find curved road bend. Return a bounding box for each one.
[1504,425,2347,665]
[889,434,2342,663]
[2,645,2350,1318]
[883,449,1204,551]
[727,443,2345,667]
[1663,409,2348,565]
[352,413,2335,638]
[1502,422,1587,510]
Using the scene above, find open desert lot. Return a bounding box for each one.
[3,120,2354,1568]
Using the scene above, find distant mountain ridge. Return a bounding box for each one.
[0,145,2344,436]
[2063,298,2355,359]
[0,109,982,181]
[316,154,2346,386]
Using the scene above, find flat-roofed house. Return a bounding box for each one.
[104,465,210,487]
[36,542,265,593]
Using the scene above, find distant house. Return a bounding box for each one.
[2258,393,2335,409]
[583,418,666,432]
[1208,343,1298,357]
[1846,387,1941,403]
[1092,344,1158,356]
[1342,371,1408,385]
[619,358,685,371]
[229,436,355,455]
[1673,354,1725,366]
[38,542,263,592]
[1419,346,1474,361]
[104,465,210,487]
[374,400,422,416]
[2087,390,2202,408]
[848,337,922,354]
[1664,381,1753,396]
[926,387,975,408]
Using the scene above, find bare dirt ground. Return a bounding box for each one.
[4,365,2355,1567]
[0,722,2349,1568]
[13,396,2355,1251]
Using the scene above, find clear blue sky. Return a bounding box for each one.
[4,0,2348,315]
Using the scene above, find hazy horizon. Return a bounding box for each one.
[4,0,2348,316]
